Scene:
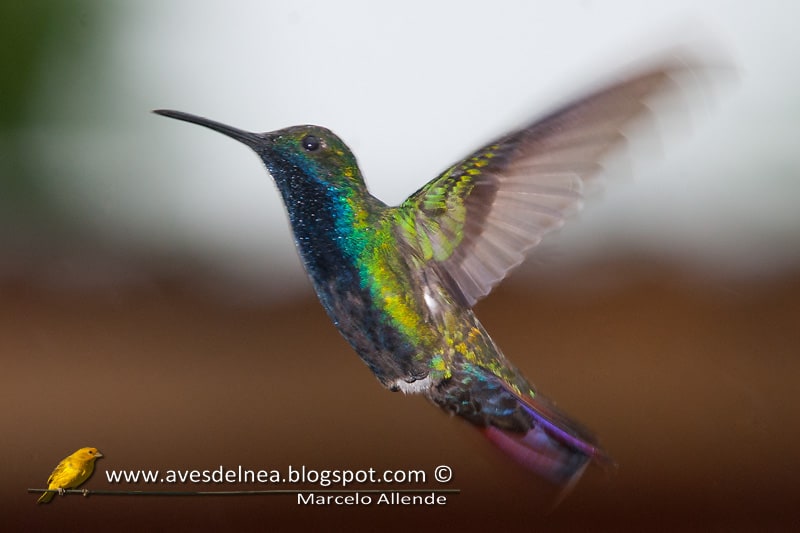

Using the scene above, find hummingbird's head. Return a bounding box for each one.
[262,124,365,191]
[154,110,366,193]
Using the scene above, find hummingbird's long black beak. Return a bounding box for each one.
[153,109,264,148]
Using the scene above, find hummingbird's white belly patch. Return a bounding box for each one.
[391,375,434,394]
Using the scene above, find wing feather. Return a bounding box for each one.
[395,65,683,306]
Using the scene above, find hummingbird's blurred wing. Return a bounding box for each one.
[396,66,680,307]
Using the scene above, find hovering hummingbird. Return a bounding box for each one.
[156,64,683,492]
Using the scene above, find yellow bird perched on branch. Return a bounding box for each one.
[37,447,103,504]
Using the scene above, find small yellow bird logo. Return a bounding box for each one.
[37,447,104,504]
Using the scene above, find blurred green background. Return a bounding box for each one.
[4,1,799,531]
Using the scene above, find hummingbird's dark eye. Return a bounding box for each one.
[302,135,320,152]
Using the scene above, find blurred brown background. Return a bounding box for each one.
[7,262,800,531]
[3,2,800,532]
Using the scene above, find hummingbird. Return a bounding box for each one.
[155,64,682,493]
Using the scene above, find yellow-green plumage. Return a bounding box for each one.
[37,447,103,504]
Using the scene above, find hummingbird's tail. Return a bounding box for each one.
[429,365,612,494]
[481,388,614,494]
[483,424,590,486]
